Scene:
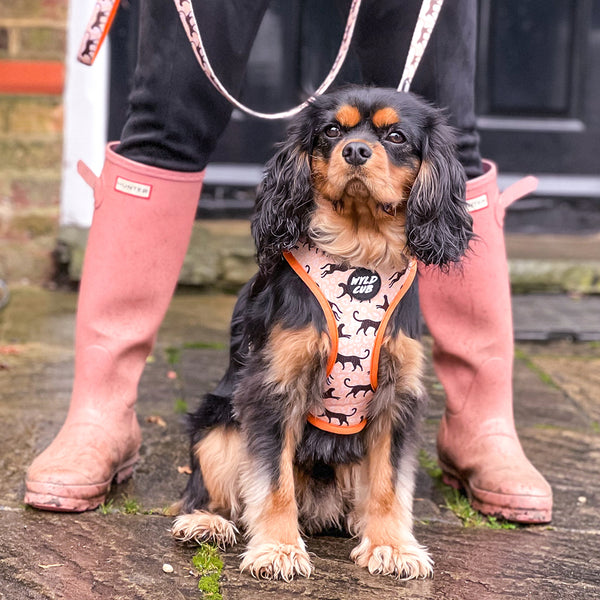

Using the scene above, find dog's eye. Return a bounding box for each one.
[324,125,341,138]
[386,131,406,144]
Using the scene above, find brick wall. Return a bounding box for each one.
[0,0,68,285]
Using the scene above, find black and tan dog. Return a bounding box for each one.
[171,86,473,580]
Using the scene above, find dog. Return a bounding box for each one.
[171,86,473,581]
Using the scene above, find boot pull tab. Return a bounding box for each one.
[500,175,539,210]
[77,160,98,190]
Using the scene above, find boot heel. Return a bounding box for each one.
[441,472,461,490]
[438,460,463,491]
[115,454,139,484]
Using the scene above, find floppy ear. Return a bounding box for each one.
[405,111,473,268]
[251,113,315,275]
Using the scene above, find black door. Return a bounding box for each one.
[476,0,600,232]
[108,0,600,227]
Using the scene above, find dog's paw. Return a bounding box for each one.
[350,537,433,579]
[171,510,238,549]
[240,541,313,581]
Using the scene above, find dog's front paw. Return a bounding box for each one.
[171,510,238,549]
[240,541,313,581]
[350,537,433,579]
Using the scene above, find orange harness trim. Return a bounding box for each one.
[284,243,416,435]
[283,250,339,375]
[370,262,416,389]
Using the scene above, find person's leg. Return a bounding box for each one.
[351,0,482,177]
[353,0,552,522]
[25,0,269,512]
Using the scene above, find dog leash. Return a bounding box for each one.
[78,0,444,119]
[175,0,362,120]
[77,0,120,66]
[398,0,444,92]
[173,0,444,118]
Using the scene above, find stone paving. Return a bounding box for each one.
[1,288,599,599]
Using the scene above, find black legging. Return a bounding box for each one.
[117,0,482,178]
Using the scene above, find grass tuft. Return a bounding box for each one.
[174,398,189,414]
[98,499,114,515]
[183,341,227,350]
[419,450,519,530]
[165,346,182,366]
[121,495,143,515]
[192,544,223,599]
[514,348,558,389]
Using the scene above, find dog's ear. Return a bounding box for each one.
[251,112,314,274]
[405,111,473,268]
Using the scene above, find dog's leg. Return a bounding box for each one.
[172,286,252,548]
[236,324,328,580]
[350,336,432,579]
[239,427,313,581]
[350,417,433,579]
[171,426,243,549]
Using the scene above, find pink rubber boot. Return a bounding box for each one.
[24,143,204,511]
[419,161,552,523]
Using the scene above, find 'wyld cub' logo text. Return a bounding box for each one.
[115,176,152,199]
[347,268,381,301]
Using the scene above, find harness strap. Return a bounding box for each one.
[284,251,417,387]
[284,245,417,435]
[369,260,417,388]
[283,250,339,375]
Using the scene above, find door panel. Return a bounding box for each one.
[477,0,600,176]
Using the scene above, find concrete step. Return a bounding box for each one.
[55,223,600,295]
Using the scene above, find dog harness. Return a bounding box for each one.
[284,241,416,435]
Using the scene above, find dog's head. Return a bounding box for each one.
[252,86,473,274]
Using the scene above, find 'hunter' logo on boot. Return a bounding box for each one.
[115,176,152,199]
[466,193,488,213]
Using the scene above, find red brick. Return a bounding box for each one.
[1,0,68,21]
[1,96,63,134]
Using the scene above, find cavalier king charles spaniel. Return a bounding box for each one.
[171,86,473,581]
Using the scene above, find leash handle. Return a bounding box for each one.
[77,0,121,66]
[398,0,445,92]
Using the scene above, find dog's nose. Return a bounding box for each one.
[342,142,372,166]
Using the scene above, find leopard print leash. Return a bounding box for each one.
[77,0,444,119]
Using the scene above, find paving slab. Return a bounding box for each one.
[0,510,200,600]
[220,527,600,600]
[1,288,600,599]
[512,294,600,341]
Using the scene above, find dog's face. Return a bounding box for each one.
[310,101,420,215]
[252,87,473,273]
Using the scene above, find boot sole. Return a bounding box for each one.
[24,454,139,513]
[439,463,552,524]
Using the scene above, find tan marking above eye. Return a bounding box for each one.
[372,107,400,128]
[335,104,362,128]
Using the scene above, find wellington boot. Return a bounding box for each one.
[25,144,204,511]
[419,161,552,523]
